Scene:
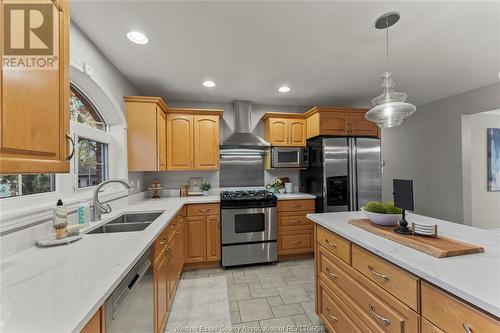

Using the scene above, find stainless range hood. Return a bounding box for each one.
[221,100,270,148]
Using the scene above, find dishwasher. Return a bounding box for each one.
[105,247,153,332]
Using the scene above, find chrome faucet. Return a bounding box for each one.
[93,178,134,221]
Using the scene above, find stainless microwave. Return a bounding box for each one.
[270,147,308,168]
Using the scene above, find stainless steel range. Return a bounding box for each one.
[220,190,277,267]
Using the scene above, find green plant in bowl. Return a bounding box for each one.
[384,201,402,214]
[365,201,386,214]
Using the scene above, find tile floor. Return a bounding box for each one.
[180,259,325,332]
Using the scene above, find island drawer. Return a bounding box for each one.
[351,244,419,311]
[317,245,419,333]
[277,199,315,212]
[421,318,445,333]
[316,226,351,264]
[278,230,314,255]
[421,281,500,333]
[187,203,220,216]
[279,212,314,231]
[318,280,369,333]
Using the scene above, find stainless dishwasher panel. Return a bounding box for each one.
[105,247,153,333]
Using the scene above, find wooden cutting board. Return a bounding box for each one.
[349,219,484,258]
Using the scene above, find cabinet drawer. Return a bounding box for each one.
[278,231,313,255]
[187,203,220,216]
[317,245,419,333]
[166,216,178,242]
[421,318,445,333]
[154,228,169,262]
[277,199,315,212]
[352,245,419,311]
[318,281,369,333]
[279,213,313,231]
[316,226,351,264]
[422,282,500,333]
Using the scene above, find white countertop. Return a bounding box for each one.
[0,192,314,333]
[307,211,500,317]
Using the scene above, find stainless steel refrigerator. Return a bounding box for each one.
[300,137,381,213]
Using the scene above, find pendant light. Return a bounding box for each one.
[365,12,416,128]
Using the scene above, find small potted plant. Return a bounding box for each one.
[265,177,283,193]
[200,182,211,195]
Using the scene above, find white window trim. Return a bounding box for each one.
[71,120,111,192]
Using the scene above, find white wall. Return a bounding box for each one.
[382,82,500,224]
[462,112,500,229]
[145,101,309,189]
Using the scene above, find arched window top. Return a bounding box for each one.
[70,84,106,131]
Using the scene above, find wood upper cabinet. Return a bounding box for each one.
[305,107,379,138]
[263,114,306,147]
[206,215,221,261]
[194,115,219,170]
[0,0,70,174]
[125,96,168,171]
[166,109,222,171]
[166,114,193,170]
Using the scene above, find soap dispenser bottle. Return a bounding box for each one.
[53,199,68,239]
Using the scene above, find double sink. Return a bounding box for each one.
[88,212,163,234]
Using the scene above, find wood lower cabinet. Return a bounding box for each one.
[277,200,315,257]
[184,204,221,264]
[263,114,306,147]
[206,215,221,261]
[1,0,70,174]
[125,96,168,171]
[80,307,105,333]
[305,107,379,138]
[154,249,169,333]
[315,226,500,333]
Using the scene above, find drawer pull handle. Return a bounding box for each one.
[368,304,390,326]
[326,308,338,322]
[198,208,210,212]
[159,238,167,245]
[368,265,390,281]
[291,204,301,208]
[290,241,301,245]
[289,220,301,224]
[325,239,337,247]
[326,268,338,279]
[463,324,473,333]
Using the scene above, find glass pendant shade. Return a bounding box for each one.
[365,71,416,128]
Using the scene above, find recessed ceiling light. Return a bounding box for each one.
[126,31,149,45]
[203,80,216,88]
[278,86,291,93]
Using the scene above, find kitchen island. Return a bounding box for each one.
[307,211,500,332]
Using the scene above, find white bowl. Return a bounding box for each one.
[361,207,401,226]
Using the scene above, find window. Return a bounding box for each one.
[70,84,110,189]
[0,174,55,198]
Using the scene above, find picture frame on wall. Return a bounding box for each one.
[487,128,500,191]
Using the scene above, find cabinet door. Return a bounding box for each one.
[157,109,167,170]
[80,307,104,333]
[348,112,378,137]
[268,118,289,146]
[154,252,168,333]
[184,216,206,262]
[206,215,221,261]
[194,115,219,170]
[289,119,306,146]
[0,0,70,173]
[167,114,193,170]
[320,112,349,136]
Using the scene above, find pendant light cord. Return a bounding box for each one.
[385,16,389,72]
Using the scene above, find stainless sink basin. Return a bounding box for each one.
[88,212,163,234]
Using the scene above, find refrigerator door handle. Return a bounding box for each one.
[352,138,358,211]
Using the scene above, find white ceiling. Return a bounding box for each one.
[70,1,500,107]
